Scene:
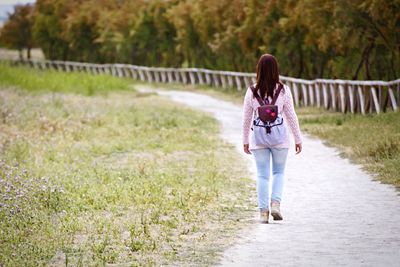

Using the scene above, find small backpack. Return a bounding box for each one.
[251,83,287,146]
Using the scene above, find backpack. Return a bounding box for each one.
[251,83,287,146]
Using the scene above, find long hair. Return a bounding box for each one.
[252,54,282,100]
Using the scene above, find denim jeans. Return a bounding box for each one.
[252,147,289,211]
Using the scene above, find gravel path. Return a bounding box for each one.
[138,86,400,267]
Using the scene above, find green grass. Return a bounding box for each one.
[0,63,131,95]
[0,65,254,266]
[297,107,400,188]
[137,81,400,189]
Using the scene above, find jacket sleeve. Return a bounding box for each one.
[242,88,254,145]
[282,85,303,144]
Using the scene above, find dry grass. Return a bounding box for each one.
[0,65,255,266]
[297,106,400,188]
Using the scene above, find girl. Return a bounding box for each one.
[242,54,303,223]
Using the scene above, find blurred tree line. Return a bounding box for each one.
[0,0,399,80]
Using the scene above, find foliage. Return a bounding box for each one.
[31,0,70,60]
[0,4,35,59]
[2,0,399,80]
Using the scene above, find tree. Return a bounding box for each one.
[32,0,71,60]
[0,4,35,59]
[6,0,396,80]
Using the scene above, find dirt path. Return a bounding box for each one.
[138,85,400,266]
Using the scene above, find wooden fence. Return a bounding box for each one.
[2,57,399,114]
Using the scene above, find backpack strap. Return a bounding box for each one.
[250,85,265,106]
[251,83,283,105]
[271,82,283,105]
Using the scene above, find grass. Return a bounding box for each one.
[0,63,131,96]
[136,81,400,189]
[0,64,254,266]
[296,107,400,188]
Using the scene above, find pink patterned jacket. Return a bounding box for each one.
[242,83,303,150]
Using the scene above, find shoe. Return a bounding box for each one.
[259,210,269,224]
[271,201,283,220]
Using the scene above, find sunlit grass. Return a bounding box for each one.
[0,66,254,266]
[297,107,400,188]
[0,63,131,95]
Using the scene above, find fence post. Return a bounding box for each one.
[180,70,188,84]
[236,75,243,91]
[338,83,346,113]
[308,83,314,106]
[212,72,221,87]
[314,82,321,107]
[329,83,337,111]
[357,85,366,114]
[145,68,153,82]
[321,83,329,109]
[387,87,398,112]
[370,87,380,114]
[242,76,250,88]
[173,69,181,83]
[220,73,228,88]
[154,69,161,83]
[300,83,308,107]
[196,70,205,85]
[348,84,355,113]
[227,73,234,88]
[204,70,212,86]
[129,66,138,80]
[167,70,174,83]
[292,83,300,107]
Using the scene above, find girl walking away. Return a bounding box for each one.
[242,54,303,224]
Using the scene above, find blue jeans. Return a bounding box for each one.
[252,148,289,211]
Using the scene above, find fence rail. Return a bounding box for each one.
[2,57,399,114]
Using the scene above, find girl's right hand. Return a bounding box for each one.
[295,143,302,154]
[243,144,251,154]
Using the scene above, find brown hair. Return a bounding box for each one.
[252,54,282,100]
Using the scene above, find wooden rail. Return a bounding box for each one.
[2,57,399,114]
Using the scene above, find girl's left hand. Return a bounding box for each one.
[243,144,251,154]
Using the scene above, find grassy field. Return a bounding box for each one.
[0,64,254,266]
[0,63,131,96]
[297,107,400,188]
[142,81,400,189]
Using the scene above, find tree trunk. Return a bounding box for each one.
[389,51,397,80]
[352,48,366,80]
[130,43,135,64]
[49,44,54,60]
[297,45,304,78]
[353,39,375,80]
[319,55,327,78]
[364,39,375,80]
[18,49,23,60]
[27,47,31,59]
